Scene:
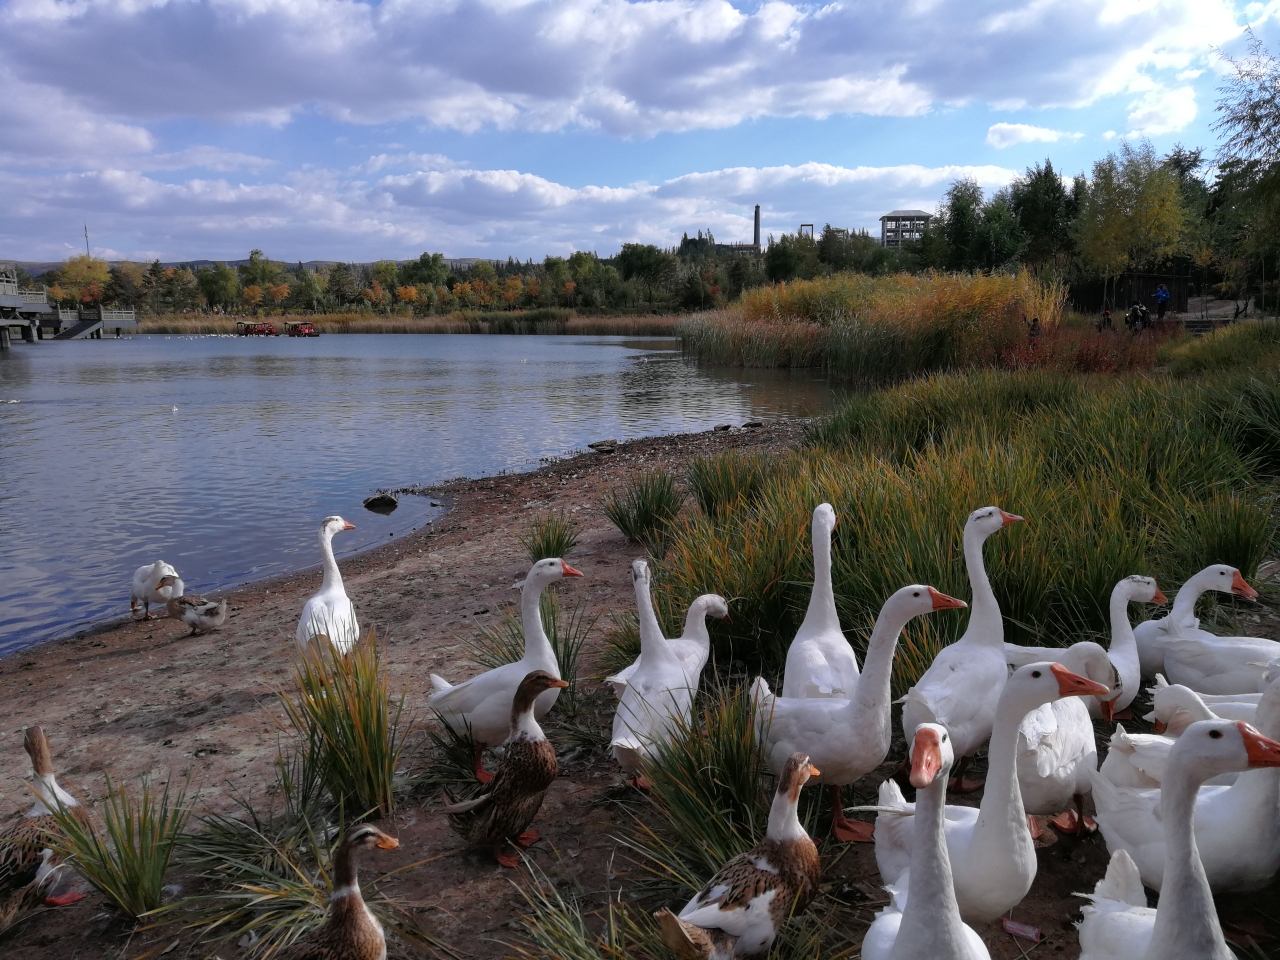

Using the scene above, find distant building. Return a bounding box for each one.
[879,210,932,248]
[712,204,762,254]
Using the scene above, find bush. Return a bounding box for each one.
[603,469,684,550]
[279,630,412,819]
[1159,319,1280,376]
[519,509,580,563]
[687,450,770,519]
[49,774,191,919]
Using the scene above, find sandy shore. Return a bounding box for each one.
[4,416,1280,959]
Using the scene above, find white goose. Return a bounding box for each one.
[1006,575,1165,721]
[901,506,1022,791]
[1078,720,1280,960]
[867,662,1108,922]
[429,557,581,782]
[781,504,855,699]
[130,561,182,619]
[1016,641,1114,835]
[1157,577,1278,694]
[605,588,729,698]
[296,516,359,653]
[1091,669,1280,891]
[1134,564,1258,678]
[861,723,991,960]
[753,585,966,841]
[611,560,703,779]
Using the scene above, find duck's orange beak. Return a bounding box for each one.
[1051,662,1111,698]
[910,727,944,789]
[343,521,356,531]
[1233,571,1259,601]
[808,763,821,777]
[928,587,967,611]
[561,562,584,577]
[1154,719,1168,734]
[376,835,400,850]
[550,678,570,689]
[1241,721,1280,768]
[1000,510,1024,526]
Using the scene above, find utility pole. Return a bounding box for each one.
[84,224,90,257]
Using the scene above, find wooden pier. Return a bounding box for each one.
[0,275,136,348]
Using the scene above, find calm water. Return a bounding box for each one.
[0,334,833,654]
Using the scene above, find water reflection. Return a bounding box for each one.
[0,334,833,654]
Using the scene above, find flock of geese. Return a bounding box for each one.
[5,505,1280,960]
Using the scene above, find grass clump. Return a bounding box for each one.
[279,629,412,819]
[687,450,770,520]
[519,509,580,563]
[603,469,684,551]
[49,774,191,919]
[1159,319,1280,376]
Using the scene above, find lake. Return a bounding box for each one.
[0,333,834,655]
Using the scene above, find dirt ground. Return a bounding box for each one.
[3,419,1280,960]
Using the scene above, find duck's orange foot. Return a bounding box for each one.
[1027,815,1043,839]
[628,775,652,792]
[44,892,85,907]
[493,846,520,868]
[514,829,540,848]
[832,818,875,842]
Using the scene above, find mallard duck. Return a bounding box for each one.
[611,560,706,781]
[867,662,1108,923]
[278,824,399,960]
[1078,720,1280,960]
[654,753,821,960]
[430,557,581,782]
[781,504,856,699]
[605,586,729,698]
[752,585,966,841]
[297,516,360,653]
[0,727,88,932]
[1133,564,1258,678]
[442,670,567,868]
[129,561,182,619]
[167,595,228,635]
[861,724,990,960]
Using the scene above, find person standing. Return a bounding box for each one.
[1155,283,1171,320]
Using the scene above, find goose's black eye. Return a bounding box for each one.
[942,734,948,742]
[913,591,920,597]
[1031,670,1042,678]
[1209,730,1223,739]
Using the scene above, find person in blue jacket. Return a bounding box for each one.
[1155,283,1171,320]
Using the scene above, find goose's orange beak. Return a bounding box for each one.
[1000,510,1024,526]
[928,587,967,610]
[1152,588,1168,605]
[1154,719,1168,734]
[1233,571,1259,601]
[1241,722,1280,768]
[560,562,584,577]
[343,521,356,531]
[910,727,944,789]
[808,763,820,777]
[1051,662,1111,698]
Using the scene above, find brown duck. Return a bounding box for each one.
[279,824,400,960]
[0,727,89,933]
[655,752,821,960]
[442,669,567,867]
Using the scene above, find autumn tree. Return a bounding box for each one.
[55,255,111,303]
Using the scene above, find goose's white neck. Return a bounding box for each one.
[962,526,1002,645]
[893,766,971,957]
[1145,763,1234,960]
[682,598,713,646]
[521,577,557,668]
[973,690,1033,856]
[799,521,841,637]
[842,597,919,747]
[766,788,806,842]
[319,528,344,594]
[1170,574,1210,625]
[1109,589,1141,706]
[28,773,77,817]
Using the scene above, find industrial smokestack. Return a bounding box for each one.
[753,204,760,250]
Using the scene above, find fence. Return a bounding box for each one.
[1068,274,1188,314]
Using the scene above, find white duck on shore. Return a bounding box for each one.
[611,560,705,780]
[1078,720,1280,960]
[861,723,991,960]
[753,585,966,841]
[1091,667,1280,892]
[296,516,359,653]
[1005,575,1165,721]
[866,662,1109,923]
[781,503,856,699]
[901,505,1022,791]
[1134,564,1258,678]
[130,561,182,620]
[430,557,581,782]
[605,585,729,698]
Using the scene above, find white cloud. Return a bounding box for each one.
[0,156,1017,262]
[1126,85,1198,135]
[0,0,1244,140]
[985,122,1084,148]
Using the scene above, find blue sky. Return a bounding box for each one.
[1,0,1276,263]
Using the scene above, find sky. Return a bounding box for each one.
[1,0,1277,264]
